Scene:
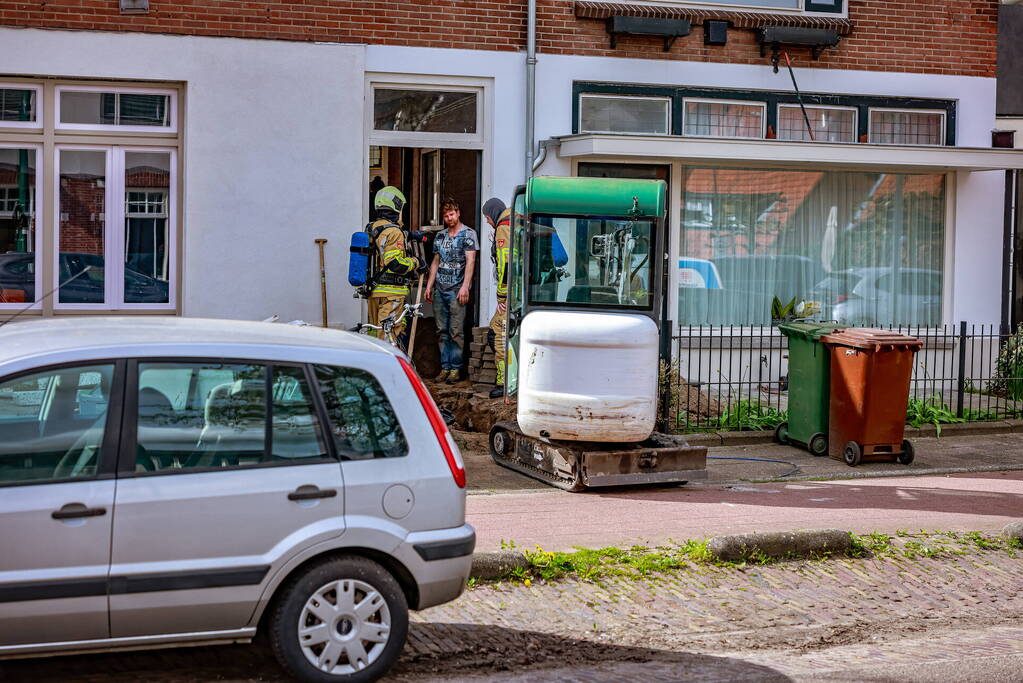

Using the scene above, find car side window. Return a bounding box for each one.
[0,364,115,485]
[271,365,327,461]
[134,362,330,473]
[313,365,408,460]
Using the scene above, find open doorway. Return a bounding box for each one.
[368,145,481,378]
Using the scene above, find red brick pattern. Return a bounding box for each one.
[0,1,997,77]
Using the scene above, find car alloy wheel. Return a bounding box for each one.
[298,578,391,674]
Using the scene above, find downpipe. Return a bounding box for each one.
[526,0,536,181]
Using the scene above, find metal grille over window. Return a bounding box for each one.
[684,100,765,139]
[0,89,36,123]
[579,95,670,135]
[778,105,855,142]
[869,110,945,146]
[373,89,477,134]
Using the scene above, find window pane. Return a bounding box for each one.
[0,88,36,123]
[689,0,798,6]
[314,366,407,460]
[685,101,764,138]
[778,106,856,142]
[124,152,171,304]
[136,362,266,472]
[0,148,37,304]
[580,96,669,135]
[59,150,106,304]
[60,91,170,127]
[529,216,654,309]
[271,366,326,461]
[678,168,945,326]
[374,89,477,134]
[869,110,944,145]
[0,364,114,484]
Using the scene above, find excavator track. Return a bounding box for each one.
[488,421,707,493]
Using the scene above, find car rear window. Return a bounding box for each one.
[313,365,408,460]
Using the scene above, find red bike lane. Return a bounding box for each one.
[467,471,1023,551]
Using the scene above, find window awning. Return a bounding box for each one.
[556,134,1023,172]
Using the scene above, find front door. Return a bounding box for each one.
[108,360,345,637]
[0,362,120,647]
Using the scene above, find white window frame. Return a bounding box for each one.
[0,142,43,310]
[867,108,947,147]
[776,104,857,143]
[125,188,168,218]
[368,81,484,148]
[53,145,176,311]
[682,98,767,140]
[0,83,43,130]
[55,85,178,134]
[578,93,672,136]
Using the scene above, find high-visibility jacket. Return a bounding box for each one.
[493,208,511,302]
[370,219,417,297]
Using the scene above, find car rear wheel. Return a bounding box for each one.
[269,556,408,683]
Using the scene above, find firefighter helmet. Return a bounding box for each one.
[374,186,407,215]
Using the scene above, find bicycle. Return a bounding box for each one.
[352,301,424,353]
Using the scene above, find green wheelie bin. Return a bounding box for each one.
[775,322,843,456]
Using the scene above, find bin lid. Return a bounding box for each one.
[777,321,844,341]
[820,328,923,351]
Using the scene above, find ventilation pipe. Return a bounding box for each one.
[526,0,537,181]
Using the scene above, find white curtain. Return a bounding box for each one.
[678,167,946,326]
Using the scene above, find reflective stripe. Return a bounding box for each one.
[372,286,410,295]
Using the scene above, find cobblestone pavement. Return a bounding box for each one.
[6,539,1021,682]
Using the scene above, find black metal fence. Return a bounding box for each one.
[666,322,1023,433]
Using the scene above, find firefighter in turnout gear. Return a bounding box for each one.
[483,197,511,399]
[367,186,421,342]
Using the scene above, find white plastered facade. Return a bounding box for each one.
[0,27,1009,326]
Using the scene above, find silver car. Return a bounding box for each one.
[0,317,474,682]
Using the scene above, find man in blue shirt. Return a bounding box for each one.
[425,199,478,383]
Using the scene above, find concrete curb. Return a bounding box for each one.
[707,528,852,562]
[1002,521,1023,543]
[470,550,530,580]
[470,528,856,579]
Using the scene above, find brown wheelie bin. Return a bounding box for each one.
[820,328,923,467]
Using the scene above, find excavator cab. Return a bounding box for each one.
[494,177,706,491]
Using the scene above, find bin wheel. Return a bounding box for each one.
[898,439,915,465]
[843,441,862,467]
[774,422,790,445]
[809,432,828,457]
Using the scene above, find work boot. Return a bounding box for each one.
[444,369,458,384]
[489,385,504,399]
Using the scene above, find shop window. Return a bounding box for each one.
[373,88,477,134]
[0,147,39,306]
[0,87,39,126]
[869,109,945,146]
[648,0,842,10]
[684,99,765,139]
[57,87,175,131]
[57,147,174,308]
[777,105,856,142]
[678,168,945,327]
[579,94,670,135]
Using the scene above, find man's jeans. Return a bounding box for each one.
[435,288,467,371]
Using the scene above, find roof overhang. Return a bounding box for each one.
[556,134,1023,172]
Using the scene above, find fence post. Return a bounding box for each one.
[956,320,967,418]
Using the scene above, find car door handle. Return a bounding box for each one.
[288,486,337,501]
[52,503,107,520]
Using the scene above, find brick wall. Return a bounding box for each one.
[0,1,997,77]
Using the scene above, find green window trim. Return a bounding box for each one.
[572,82,956,146]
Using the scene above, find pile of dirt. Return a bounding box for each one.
[427,380,517,434]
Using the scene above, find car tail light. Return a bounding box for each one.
[835,294,852,304]
[398,357,466,488]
